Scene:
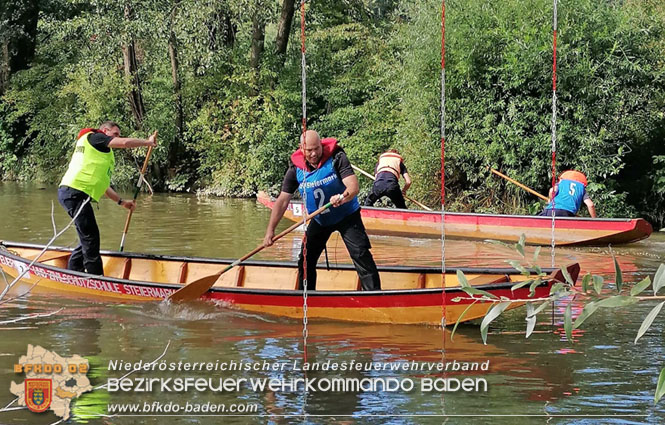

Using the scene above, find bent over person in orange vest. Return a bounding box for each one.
[58,121,157,275]
[538,170,597,218]
[364,149,412,209]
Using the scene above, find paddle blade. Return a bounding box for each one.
[167,200,332,303]
[168,272,222,302]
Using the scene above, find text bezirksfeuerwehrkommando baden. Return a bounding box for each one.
[105,359,490,393]
[107,376,487,393]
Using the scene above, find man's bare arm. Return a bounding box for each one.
[402,172,412,194]
[263,192,293,246]
[104,187,136,211]
[108,131,158,149]
[332,174,359,207]
[584,198,597,218]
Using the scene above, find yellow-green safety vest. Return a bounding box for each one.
[60,131,115,201]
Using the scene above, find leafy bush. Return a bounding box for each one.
[1,0,664,227]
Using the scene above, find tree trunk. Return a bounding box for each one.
[122,4,146,129]
[275,0,296,61]
[222,13,237,48]
[0,43,9,96]
[249,12,265,95]
[168,2,184,169]
[207,10,236,51]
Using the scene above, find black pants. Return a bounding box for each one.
[57,186,104,275]
[538,208,576,217]
[297,209,381,291]
[364,179,407,209]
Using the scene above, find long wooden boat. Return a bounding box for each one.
[0,241,578,326]
[257,191,652,246]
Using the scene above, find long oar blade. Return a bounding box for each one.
[167,200,333,302]
[168,265,232,302]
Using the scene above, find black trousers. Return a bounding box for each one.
[57,186,104,275]
[297,209,381,291]
[538,208,576,217]
[364,179,407,209]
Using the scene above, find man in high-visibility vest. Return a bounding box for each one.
[364,149,412,209]
[539,170,597,218]
[58,121,157,275]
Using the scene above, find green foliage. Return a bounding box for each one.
[654,264,665,295]
[389,0,665,220]
[453,236,665,403]
[654,156,665,197]
[634,301,663,344]
[656,367,665,404]
[480,301,510,345]
[0,103,19,178]
[0,0,664,227]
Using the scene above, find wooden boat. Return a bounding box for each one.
[0,241,578,326]
[257,191,652,246]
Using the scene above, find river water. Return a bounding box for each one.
[0,182,664,424]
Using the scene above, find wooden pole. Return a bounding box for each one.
[490,168,549,202]
[119,132,156,251]
[168,200,333,302]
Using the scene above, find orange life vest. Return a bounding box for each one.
[376,152,403,179]
[559,170,588,187]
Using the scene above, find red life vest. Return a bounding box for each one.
[77,128,102,139]
[290,138,339,170]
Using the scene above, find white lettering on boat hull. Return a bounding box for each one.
[0,253,176,299]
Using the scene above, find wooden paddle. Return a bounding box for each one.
[351,164,433,211]
[167,199,334,302]
[490,168,549,202]
[119,132,156,252]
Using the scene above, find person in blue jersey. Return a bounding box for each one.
[263,130,381,291]
[538,170,597,218]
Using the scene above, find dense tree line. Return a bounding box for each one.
[1,0,664,227]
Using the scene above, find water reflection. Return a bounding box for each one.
[1,182,662,274]
[1,295,580,423]
[1,182,665,424]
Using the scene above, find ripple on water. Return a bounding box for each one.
[2,185,665,423]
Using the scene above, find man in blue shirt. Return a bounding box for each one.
[263,130,381,291]
[539,170,597,218]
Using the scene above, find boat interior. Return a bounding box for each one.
[4,244,529,292]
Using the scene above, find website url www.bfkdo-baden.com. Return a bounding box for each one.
[107,401,259,415]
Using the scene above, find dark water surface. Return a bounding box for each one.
[1,182,664,424]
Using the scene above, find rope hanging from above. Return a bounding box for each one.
[550,0,558,268]
[440,0,447,325]
[439,0,448,417]
[299,0,309,359]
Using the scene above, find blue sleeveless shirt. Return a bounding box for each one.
[546,179,585,214]
[296,156,360,226]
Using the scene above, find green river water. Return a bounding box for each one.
[0,182,664,424]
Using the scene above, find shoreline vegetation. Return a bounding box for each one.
[1,0,664,227]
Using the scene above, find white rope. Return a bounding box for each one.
[550,0,558,268]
